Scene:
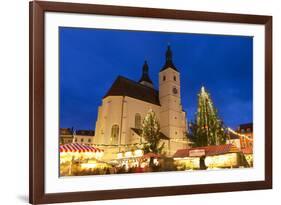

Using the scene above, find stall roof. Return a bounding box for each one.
[173,144,239,158]
[60,143,103,153]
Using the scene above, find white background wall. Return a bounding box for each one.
[0,0,279,204]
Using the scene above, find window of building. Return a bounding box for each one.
[111,124,119,145]
[163,75,166,81]
[135,113,142,129]
[88,139,91,143]
[174,76,177,81]
[81,138,84,142]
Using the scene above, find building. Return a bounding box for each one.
[59,128,74,144]
[74,130,95,146]
[226,123,253,150]
[237,123,253,150]
[59,128,95,146]
[226,123,253,166]
[226,131,242,150]
[94,46,189,157]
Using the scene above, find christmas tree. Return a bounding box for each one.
[190,86,228,147]
[142,109,164,154]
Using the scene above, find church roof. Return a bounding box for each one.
[103,76,160,106]
[160,45,179,72]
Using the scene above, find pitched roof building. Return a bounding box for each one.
[94,46,189,157]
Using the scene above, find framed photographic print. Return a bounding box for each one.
[29,1,272,204]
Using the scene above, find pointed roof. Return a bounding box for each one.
[138,60,153,86]
[103,76,160,105]
[160,45,179,72]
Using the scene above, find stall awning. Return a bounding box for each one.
[173,144,239,158]
[60,143,103,153]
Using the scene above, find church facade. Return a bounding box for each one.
[94,46,189,157]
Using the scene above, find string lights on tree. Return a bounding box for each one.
[189,86,228,147]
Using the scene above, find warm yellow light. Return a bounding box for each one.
[205,153,237,168]
[173,157,200,170]
[95,151,104,159]
[83,152,95,159]
[80,163,97,169]
[117,152,123,159]
[134,149,143,157]
[125,151,132,158]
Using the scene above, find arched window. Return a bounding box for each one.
[174,76,177,81]
[135,113,141,129]
[163,75,166,81]
[111,125,119,145]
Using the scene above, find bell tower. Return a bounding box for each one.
[159,46,188,155]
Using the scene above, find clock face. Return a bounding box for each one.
[173,87,178,94]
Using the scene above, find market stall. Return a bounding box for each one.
[59,143,104,176]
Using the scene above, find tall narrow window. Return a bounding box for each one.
[163,75,166,81]
[135,113,141,129]
[111,124,119,144]
[174,76,177,81]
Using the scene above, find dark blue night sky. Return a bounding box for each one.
[59,27,253,130]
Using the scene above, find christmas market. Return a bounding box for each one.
[58,46,254,176]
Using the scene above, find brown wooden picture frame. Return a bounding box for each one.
[29,1,272,204]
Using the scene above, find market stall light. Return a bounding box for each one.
[117,152,123,159]
[80,163,97,169]
[153,158,159,166]
[134,149,143,157]
[84,152,95,159]
[173,157,200,170]
[96,151,104,159]
[73,151,81,159]
[205,153,238,168]
[125,151,132,158]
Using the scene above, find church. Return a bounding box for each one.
[94,46,189,157]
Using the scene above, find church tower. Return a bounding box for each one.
[159,46,188,155]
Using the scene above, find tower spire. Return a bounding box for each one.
[161,45,178,72]
[143,60,149,74]
[139,60,154,88]
[166,45,173,63]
